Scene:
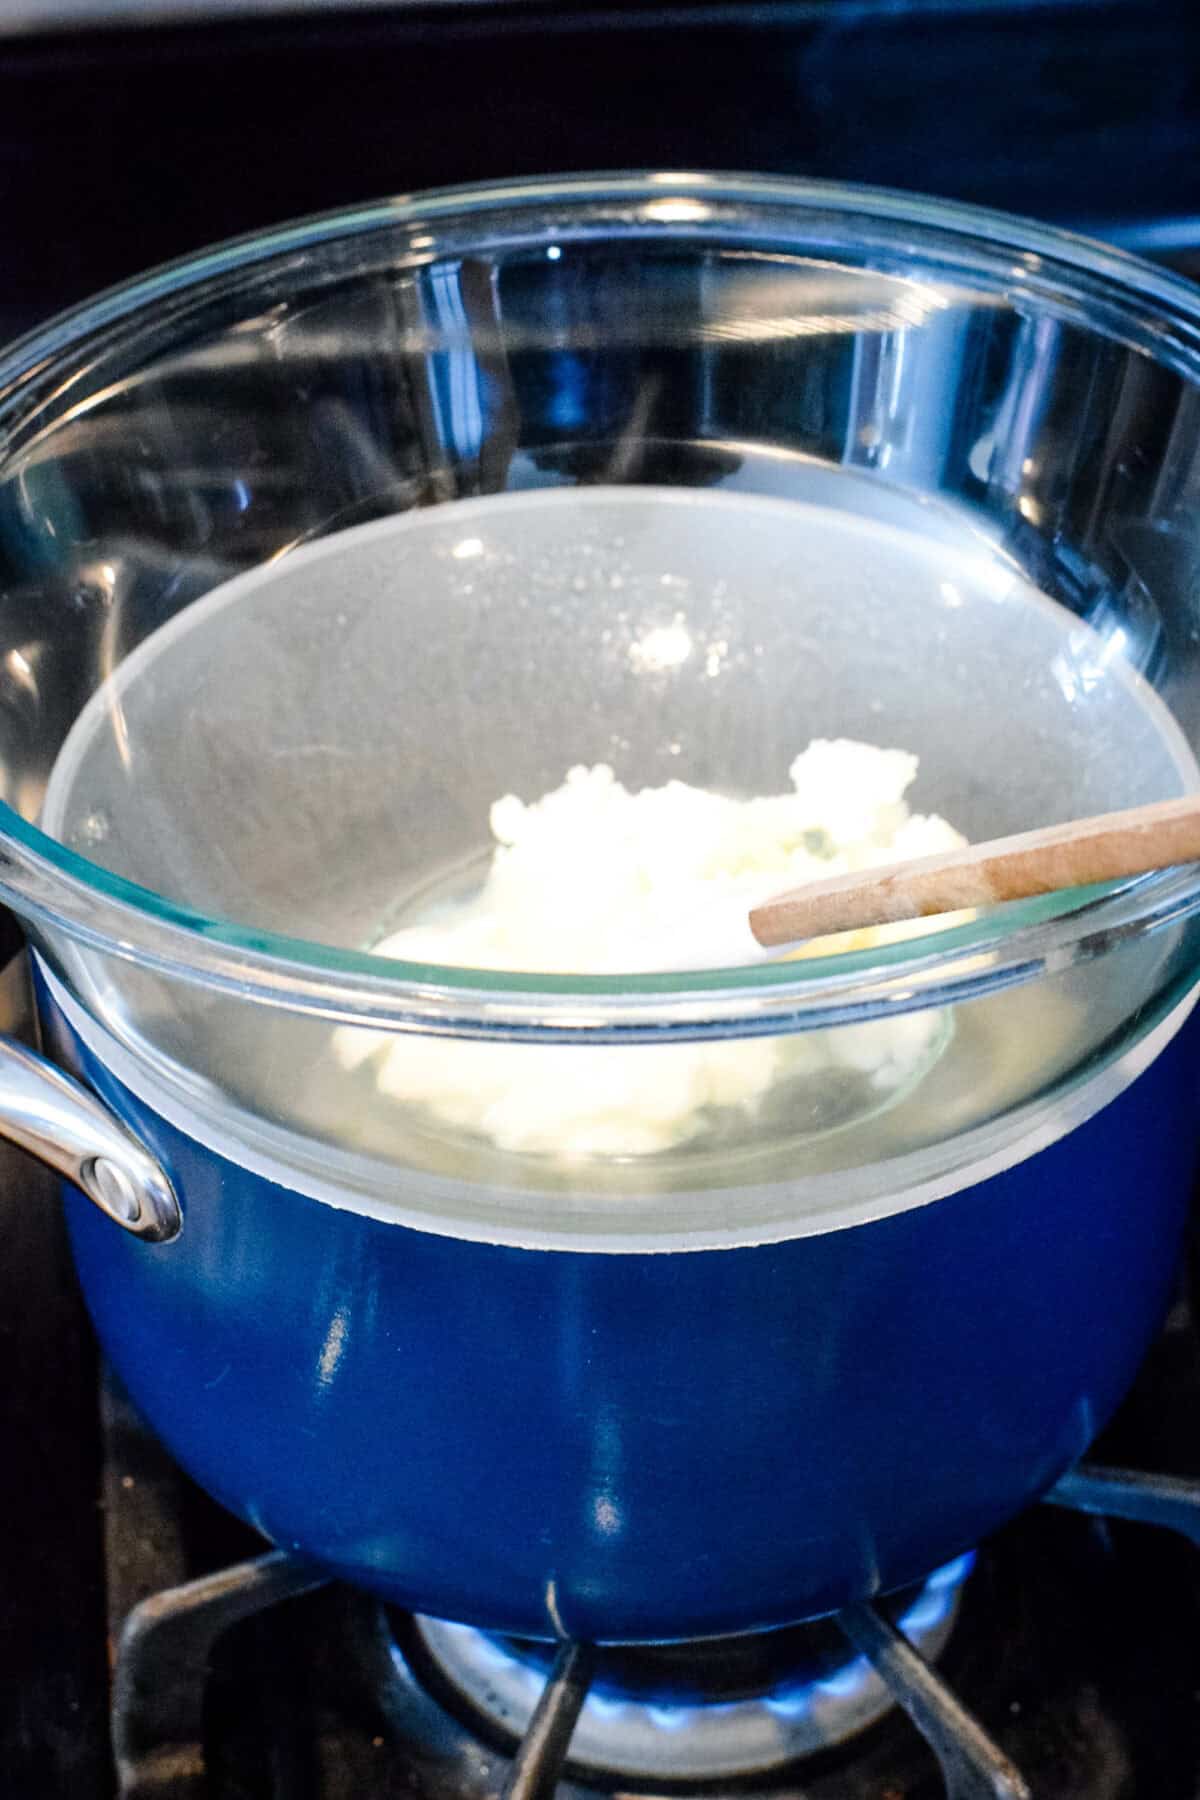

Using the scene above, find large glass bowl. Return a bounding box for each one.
[3,172,1200,1249]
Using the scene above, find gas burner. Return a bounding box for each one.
[106,1455,1200,1800]
[117,1550,1019,1800]
[93,1315,1200,1800]
[403,1559,970,1783]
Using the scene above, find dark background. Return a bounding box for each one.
[2,0,1200,343]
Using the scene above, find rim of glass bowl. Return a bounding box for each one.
[3,170,1200,1045]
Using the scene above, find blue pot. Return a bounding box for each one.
[45,980,1199,1644]
[4,175,1200,1650]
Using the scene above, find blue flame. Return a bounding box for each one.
[812,1655,874,1700]
[763,1680,816,1719]
[594,1550,973,1729]
[898,1551,976,1636]
[925,1551,976,1593]
[645,1703,691,1731]
[586,1690,632,1721]
[429,1550,975,1744]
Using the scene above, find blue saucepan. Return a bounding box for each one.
[0,176,1198,1642]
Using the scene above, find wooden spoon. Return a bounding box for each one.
[748,793,1200,950]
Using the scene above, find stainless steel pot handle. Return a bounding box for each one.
[0,1034,181,1242]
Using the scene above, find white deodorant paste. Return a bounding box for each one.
[332,739,966,1156]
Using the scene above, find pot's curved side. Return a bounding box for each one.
[50,996,1199,1644]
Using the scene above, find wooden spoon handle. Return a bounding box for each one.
[748,792,1200,949]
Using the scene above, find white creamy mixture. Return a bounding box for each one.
[331,740,967,1157]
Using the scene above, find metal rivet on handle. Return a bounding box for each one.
[89,1156,142,1225]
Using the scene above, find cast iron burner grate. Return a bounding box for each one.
[102,1307,1200,1800]
[106,1469,1200,1800]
